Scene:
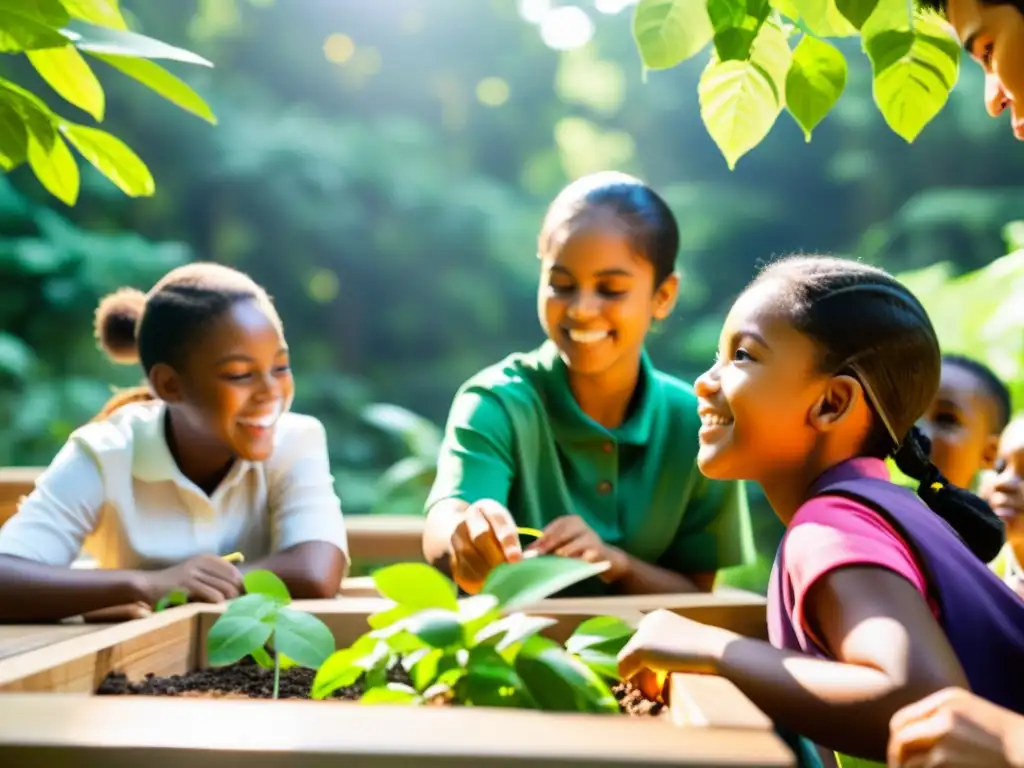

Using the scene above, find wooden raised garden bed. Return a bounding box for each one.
[0,593,790,767]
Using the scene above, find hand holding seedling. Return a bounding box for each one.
[140,554,244,607]
[525,515,625,582]
[449,499,523,594]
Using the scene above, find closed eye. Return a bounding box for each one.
[733,347,754,362]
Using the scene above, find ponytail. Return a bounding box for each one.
[893,426,1005,562]
[91,385,155,422]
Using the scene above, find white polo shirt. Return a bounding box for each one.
[0,401,349,569]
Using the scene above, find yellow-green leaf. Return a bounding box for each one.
[770,0,802,20]
[58,0,127,29]
[27,45,104,120]
[0,103,28,170]
[0,8,68,52]
[59,122,153,196]
[865,19,960,142]
[698,21,791,169]
[89,53,216,123]
[0,0,68,26]
[836,0,879,28]
[632,0,714,70]
[785,35,847,140]
[62,19,213,66]
[794,0,857,36]
[27,128,79,205]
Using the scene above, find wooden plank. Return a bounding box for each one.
[0,467,39,528]
[0,624,110,661]
[338,576,380,597]
[669,674,773,731]
[345,515,425,561]
[0,606,201,693]
[0,695,794,767]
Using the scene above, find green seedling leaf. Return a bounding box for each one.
[405,648,443,691]
[632,0,714,69]
[60,20,214,66]
[223,593,279,622]
[242,570,291,605]
[207,614,273,667]
[515,636,619,714]
[574,648,621,681]
[372,563,458,611]
[794,0,857,36]
[310,637,385,700]
[26,46,104,121]
[564,616,635,655]
[59,0,127,29]
[475,613,559,653]
[250,646,275,669]
[27,126,78,206]
[480,556,610,612]
[835,0,879,27]
[361,683,421,705]
[459,644,536,708]
[272,608,335,669]
[456,594,501,636]
[785,35,847,141]
[154,589,188,612]
[89,53,216,124]
[400,609,465,649]
[367,603,416,630]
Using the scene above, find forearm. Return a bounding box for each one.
[0,555,145,622]
[243,541,346,599]
[717,635,950,761]
[609,550,707,594]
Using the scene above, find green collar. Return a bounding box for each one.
[532,340,660,445]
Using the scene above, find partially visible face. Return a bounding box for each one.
[166,299,294,463]
[946,0,1024,138]
[693,281,831,482]
[538,217,677,379]
[979,419,1024,547]
[918,361,1000,489]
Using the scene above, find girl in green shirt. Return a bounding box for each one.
[422,172,753,596]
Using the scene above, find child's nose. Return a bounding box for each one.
[694,365,721,397]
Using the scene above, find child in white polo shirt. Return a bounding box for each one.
[0,263,350,622]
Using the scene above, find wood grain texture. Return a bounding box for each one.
[0,624,109,661]
[0,467,38,528]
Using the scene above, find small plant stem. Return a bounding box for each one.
[273,641,281,700]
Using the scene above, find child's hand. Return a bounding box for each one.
[525,515,627,580]
[449,499,523,594]
[81,602,152,623]
[139,554,244,606]
[617,609,734,682]
[888,687,1024,767]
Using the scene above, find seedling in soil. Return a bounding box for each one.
[206,570,336,698]
[311,556,638,712]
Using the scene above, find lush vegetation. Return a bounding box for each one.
[205,556,641,710]
[631,0,963,167]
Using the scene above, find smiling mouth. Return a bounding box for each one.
[699,413,733,428]
[565,328,612,345]
[238,401,283,431]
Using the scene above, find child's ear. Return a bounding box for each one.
[809,375,860,431]
[149,363,185,404]
[653,271,680,321]
[980,433,1000,471]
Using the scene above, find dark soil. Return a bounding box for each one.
[96,659,663,716]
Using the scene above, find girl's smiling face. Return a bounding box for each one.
[694,281,875,485]
[980,419,1024,548]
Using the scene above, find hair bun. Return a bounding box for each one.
[94,288,145,364]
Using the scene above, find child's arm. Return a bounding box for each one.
[262,417,349,599]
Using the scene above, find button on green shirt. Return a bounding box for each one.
[426,341,754,595]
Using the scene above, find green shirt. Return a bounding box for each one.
[426,341,754,595]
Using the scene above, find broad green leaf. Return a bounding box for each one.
[632,0,714,69]
[460,644,535,708]
[770,0,802,20]
[835,0,879,28]
[310,636,384,700]
[1,0,69,26]
[0,77,57,152]
[708,0,771,62]
[241,570,291,605]
[361,683,421,705]
[372,562,458,611]
[398,609,465,649]
[272,608,335,669]
[574,648,621,681]
[222,592,279,622]
[860,0,911,37]
[27,128,78,206]
[60,20,213,66]
[564,616,635,655]
[456,593,501,637]
[207,614,272,667]
[795,0,857,36]
[698,22,790,169]
[27,46,104,121]
[250,646,275,669]
[367,603,416,630]
[154,588,188,612]
[89,53,216,124]
[59,0,127,29]
[865,21,959,142]
[0,9,68,52]
[514,636,619,713]
[475,613,559,652]
[785,35,847,140]
[480,556,609,612]
[0,103,27,170]
[405,648,444,691]
[59,122,154,197]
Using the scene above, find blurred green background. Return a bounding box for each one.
[2,0,1023,589]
